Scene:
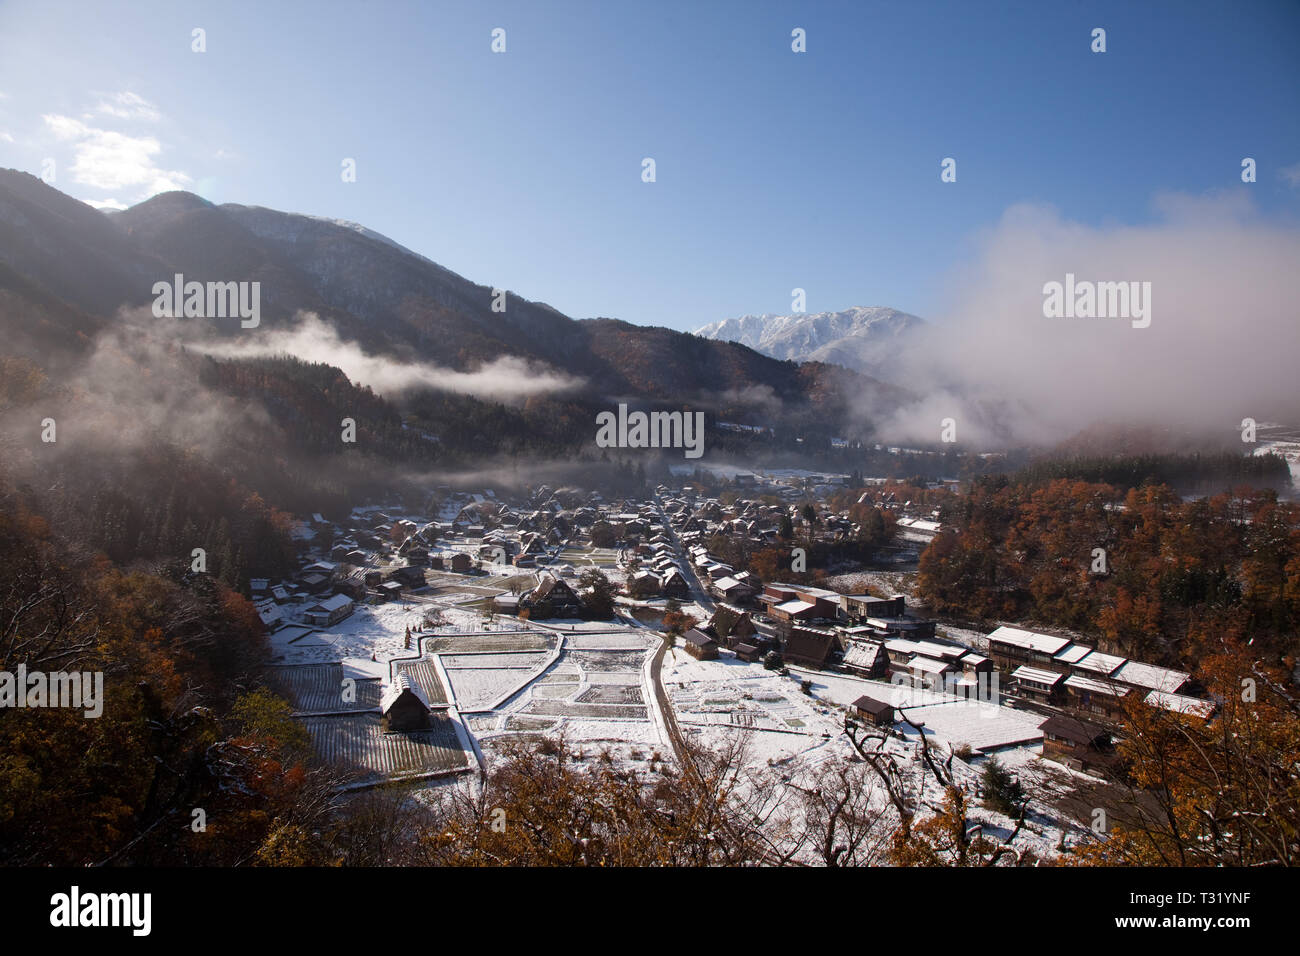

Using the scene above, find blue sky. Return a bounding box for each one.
[1,0,1297,331]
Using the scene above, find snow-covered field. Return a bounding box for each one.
[269,602,430,666]
[471,624,667,765]
[662,651,846,766]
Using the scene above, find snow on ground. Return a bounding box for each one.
[935,624,990,651]
[788,665,1044,753]
[822,569,918,600]
[462,621,667,772]
[269,602,430,666]
[662,650,847,766]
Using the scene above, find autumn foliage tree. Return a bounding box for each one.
[1070,641,1300,867]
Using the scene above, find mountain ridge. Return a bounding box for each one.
[0,171,907,440]
[693,305,926,379]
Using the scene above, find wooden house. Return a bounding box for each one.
[783,625,838,669]
[682,628,720,660]
[708,604,758,649]
[303,593,355,627]
[1009,665,1065,705]
[661,568,690,598]
[987,626,1073,672]
[1039,715,1115,775]
[524,575,584,619]
[852,695,896,728]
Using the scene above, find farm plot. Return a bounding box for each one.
[441,648,554,711]
[301,713,473,780]
[556,546,620,567]
[662,651,844,765]
[269,663,381,714]
[278,603,428,665]
[566,648,648,672]
[446,667,539,711]
[577,684,644,704]
[524,699,646,719]
[390,656,450,707]
[468,633,661,757]
[440,652,550,669]
[565,633,652,651]
[420,632,554,654]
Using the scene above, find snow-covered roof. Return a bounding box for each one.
[1011,665,1065,686]
[1064,674,1131,697]
[775,599,816,614]
[1074,650,1127,675]
[842,642,881,669]
[914,640,966,661]
[987,626,1072,655]
[381,672,432,712]
[910,655,955,675]
[765,582,841,600]
[885,639,923,655]
[1113,660,1191,694]
[1053,643,1092,664]
[308,593,353,613]
[1144,690,1215,719]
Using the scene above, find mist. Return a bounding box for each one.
[873,190,1300,449]
[196,313,586,401]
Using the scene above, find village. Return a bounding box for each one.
[249,473,1222,858]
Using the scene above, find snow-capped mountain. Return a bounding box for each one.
[693,306,925,377]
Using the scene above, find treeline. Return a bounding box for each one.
[199,354,438,463]
[918,476,1300,665]
[1015,451,1290,493]
[77,467,298,590]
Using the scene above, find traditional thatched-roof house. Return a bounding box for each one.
[381,674,431,732]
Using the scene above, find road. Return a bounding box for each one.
[648,634,687,764]
[654,497,716,614]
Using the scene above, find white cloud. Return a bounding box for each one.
[92,91,161,122]
[42,113,191,195]
[1280,162,1300,189]
[0,131,13,143]
[83,197,128,211]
